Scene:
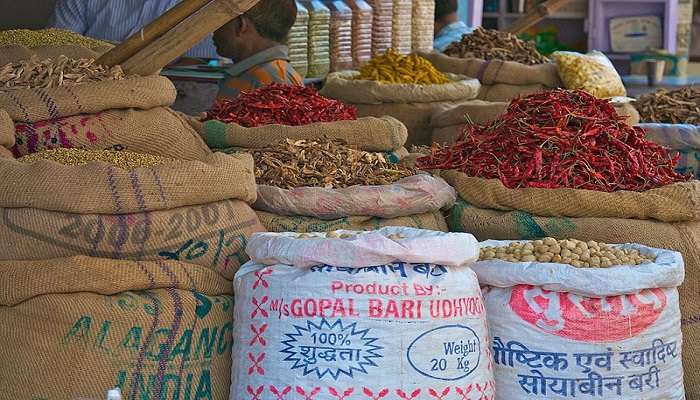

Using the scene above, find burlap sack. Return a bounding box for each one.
[319,71,481,104]
[12,107,212,160]
[256,209,448,233]
[0,75,176,123]
[0,256,233,400]
[431,100,508,144]
[0,152,257,214]
[352,101,470,145]
[477,83,546,102]
[0,109,14,148]
[418,52,562,88]
[254,174,456,219]
[0,146,12,158]
[446,199,700,397]
[320,71,481,146]
[440,170,700,222]
[441,170,700,396]
[0,199,264,280]
[200,116,408,152]
[0,44,111,66]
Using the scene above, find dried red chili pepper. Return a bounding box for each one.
[202,83,357,127]
[417,89,689,192]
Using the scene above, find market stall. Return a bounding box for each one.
[0,0,698,399]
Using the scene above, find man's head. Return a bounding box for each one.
[213,0,297,61]
[435,0,459,34]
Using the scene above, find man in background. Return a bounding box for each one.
[49,0,217,59]
[213,0,302,100]
[434,0,474,52]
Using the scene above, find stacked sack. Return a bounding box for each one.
[320,49,481,146]
[0,110,13,158]
[233,228,495,399]
[417,89,700,396]
[0,149,263,399]
[199,84,455,233]
[474,240,686,399]
[0,46,211,160]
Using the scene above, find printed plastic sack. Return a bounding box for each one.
[473,240,685,399]
[553,51,626,98]
[254,174,456,219]
[232,228,496,399]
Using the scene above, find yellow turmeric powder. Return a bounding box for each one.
[356,49,450,85]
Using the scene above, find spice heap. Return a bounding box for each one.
[480,238,655,268]
[635,87,700,124]
[0,28,109,49]
[202,83,357,127]
[250,138,415,189]
[444,27,548,65]
[18,149,171,170]
[417,89,688,192]
[356,49,450,84]
[0,56,126,90]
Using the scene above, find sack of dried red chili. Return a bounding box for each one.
[200,83,409,152]
[319,70,481,146]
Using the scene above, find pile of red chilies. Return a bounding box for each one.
[202,83,357,127]
[417,89,688,192]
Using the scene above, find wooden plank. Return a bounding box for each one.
[119,0,260,76]
[506,0,572,34]
[98,0,213,67]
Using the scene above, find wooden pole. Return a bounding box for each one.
[506,0,572,35]
[97,0,213,67]
[108,0,260,76]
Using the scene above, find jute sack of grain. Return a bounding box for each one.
[0,153,263,279]
[0,44,112,66]
[477,83,546,102]
[12,107,212,160]
[199,115,408,152]
[319,71,481,146]
[256,209,449,232]
[1,74,212,160]
[439,170,700,397]
[0,256,233,400]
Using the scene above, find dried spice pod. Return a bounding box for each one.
[418,89,689,192]
[444,27,549,65]
[249,138,416,188]
[0,55,126,90]
[202,83,357,127]
[635,87,700,125]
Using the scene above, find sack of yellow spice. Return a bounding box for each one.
[320,49,480,145]
[553,50,627,98]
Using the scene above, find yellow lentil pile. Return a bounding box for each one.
[356,49,450,84]
[18,149,171,170]
[479,238,655,268]
[0,28,109,49]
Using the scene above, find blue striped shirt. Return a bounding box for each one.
[49,0,218,58]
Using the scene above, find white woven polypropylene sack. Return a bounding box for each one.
[473,240,685,400]
[232,227,495,399]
